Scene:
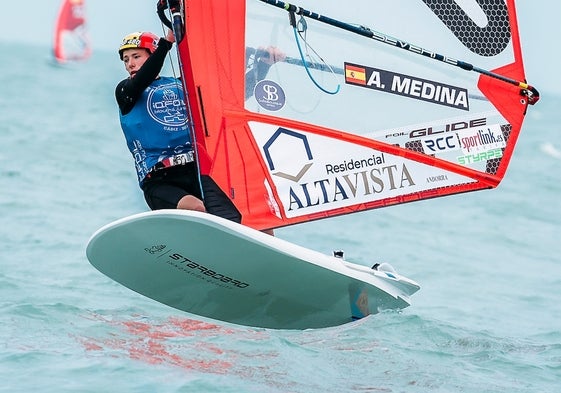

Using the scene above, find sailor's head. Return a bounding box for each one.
[118,31,159,60]
[119,31,159,77]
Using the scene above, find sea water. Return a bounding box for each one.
[1,42,560,393]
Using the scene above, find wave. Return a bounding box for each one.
[540,142,561,159]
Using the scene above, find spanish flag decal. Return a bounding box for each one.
[345,63,366,85]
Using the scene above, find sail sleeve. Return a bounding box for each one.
[176,0,536,231]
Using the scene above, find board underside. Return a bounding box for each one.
[86,210,416,330]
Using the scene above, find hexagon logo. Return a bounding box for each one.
[263,128,313,182]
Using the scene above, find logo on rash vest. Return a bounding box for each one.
[147,83,188,129]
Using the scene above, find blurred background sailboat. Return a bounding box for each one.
[53,0,91,64]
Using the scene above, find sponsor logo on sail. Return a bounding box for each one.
[254,80,286,111]
[384,117,487,140]
[426,174,449,183]
[458,148,503,165]
[457,124,506,153]
[262,128,416,216]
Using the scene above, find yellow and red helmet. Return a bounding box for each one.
[118,31,159,60]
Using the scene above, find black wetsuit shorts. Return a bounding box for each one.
[141,163,202,210]
[140,163,242,223]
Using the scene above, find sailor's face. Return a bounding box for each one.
[122,49,150,78]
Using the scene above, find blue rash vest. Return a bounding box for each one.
[119,76,193,185]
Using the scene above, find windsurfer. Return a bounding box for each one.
[115,29,284,234]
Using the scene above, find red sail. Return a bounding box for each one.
[53,0,91,63]
[175,0,535,231]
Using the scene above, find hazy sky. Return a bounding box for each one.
[0,0,558,93]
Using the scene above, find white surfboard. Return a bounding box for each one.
[86,210,420,330]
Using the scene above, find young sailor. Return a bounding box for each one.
[115,30,284,231]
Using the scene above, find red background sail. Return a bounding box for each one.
[53,0,91,63]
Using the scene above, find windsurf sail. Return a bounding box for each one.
[159,0,538,231]
[53,0,91,63]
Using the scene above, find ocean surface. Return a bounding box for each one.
[1,41,560,393]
